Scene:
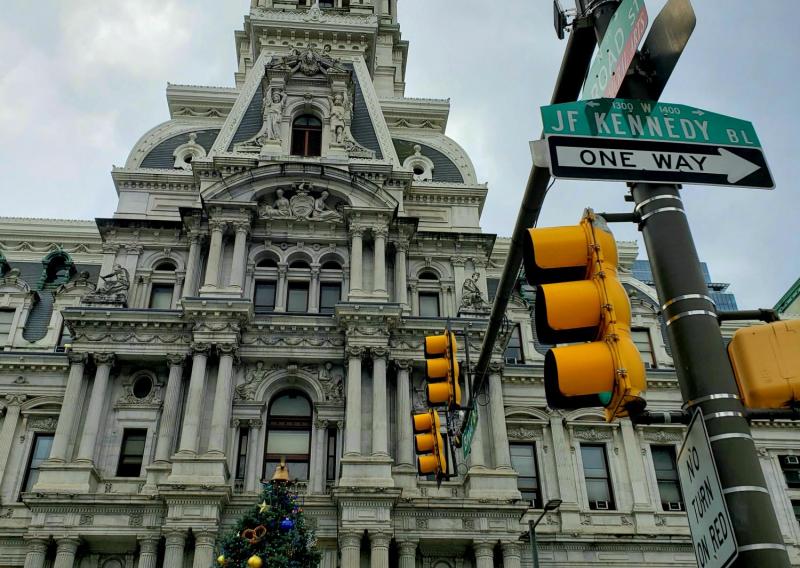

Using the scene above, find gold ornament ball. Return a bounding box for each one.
[247,555,263,568]
[216,556,225,566]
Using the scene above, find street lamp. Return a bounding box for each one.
[523,498,562,568]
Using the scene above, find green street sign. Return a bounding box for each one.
[582,0,648,100]
[541,99,762,149]
[462,407,478,460]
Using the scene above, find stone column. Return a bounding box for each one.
[182,233,204,297]
[172,273,185,305]
[246,419,263,491]
[154,354,186,463]
[203,220,226,288]
[50,353,87,462]
[349,227,363,294]
[501,542,522,568]
[397,540,417,568]
[621,419,651,509]
[177,344,210,455]
[23,538,49,568]
[369,532,390,568]
[394,241,408,308]
[77,353,115,462]
[344,346,363,456]
[229,221,250,290]
[193,531,216,568]
[473,541,495,568]
[53,538,80,568]
[549,414,578,505]
[0,395,25,486]
[275,263,288,312]
[138,537,160,568]
[309,265,321,313]
[340,531,362,568]
[371,348,388,456]
[451,256,466,307]
[373,227,387,294]
[488,364,512,470]
[313,418,328,493]
[163,530,186,568]
[468,400,487,470]
[395,360,414,468]
[208,344,237,455]
[409,281,419,316]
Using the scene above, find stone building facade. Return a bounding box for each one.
[1,1,800,567]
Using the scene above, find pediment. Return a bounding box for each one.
[201,163,398,213]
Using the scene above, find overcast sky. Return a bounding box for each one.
[1,0,798,310]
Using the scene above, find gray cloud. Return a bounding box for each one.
[1,0,796,310]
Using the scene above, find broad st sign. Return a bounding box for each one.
[677,410,738,568]
[539,99,774,189]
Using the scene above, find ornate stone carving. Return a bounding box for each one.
[166,353,186,367]
[580,514,592,525]
[93,353,116,367]
[572,427,613,442]
[460,272,487,310]
[28,416,58,432]
[416,518,428,529]
[642,429,683,444]
[128,512,144,527]
[172,133,207,170]
[83,264,129,305]
[506,426,542,441]
[319,362,344,402]
[79,514,94,526]
[116,371,162,408]
[654,515,667,526]
[621,516,632,526]
[235,361,269,401]
[346,345,365,359]
[268,44,347,78]
[259,183,343,222]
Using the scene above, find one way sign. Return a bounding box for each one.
[544,135,774,189]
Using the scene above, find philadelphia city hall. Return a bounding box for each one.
[2,1,800,567]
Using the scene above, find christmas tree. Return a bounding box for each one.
[216,461,321,568]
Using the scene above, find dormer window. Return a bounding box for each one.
[291,115,322,157]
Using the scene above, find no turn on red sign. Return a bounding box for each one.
[677,410,738,568]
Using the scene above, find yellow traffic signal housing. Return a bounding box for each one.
[522,210,646,421]
[424,332,461,410]
[412,410,447,476]
[728,319,800,408]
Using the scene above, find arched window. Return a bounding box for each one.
[291,115,322,157]
[319,260,343,314]
[154,260,177,272]
[264,391,312,481]
[257,258,278,269]
[286,259,311,313]
[417,270,442,317]
[419,271,439,281]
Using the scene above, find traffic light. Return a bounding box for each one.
[728,319,800,408]
[522,209,646,421]
[423,331,461,410]
[412,409,447,476]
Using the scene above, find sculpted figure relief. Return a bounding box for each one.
[329,91,348,145]
[97,264,130,296]
[460,272,487,310]
[263,87,287,142]
[236,361,269,401]
[259,183,342,222]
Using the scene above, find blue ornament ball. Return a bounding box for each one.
[280,518,295,531]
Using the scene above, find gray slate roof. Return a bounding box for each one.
[392,139,464,183]
[141,129,221,169]
[228,84,265,150]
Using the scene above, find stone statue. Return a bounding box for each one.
[329,91,348,145]
[236,361,268,401]
[261,188,292,218]
[263,87,287,142]
[319,362,344,402]
[272,44,346,78]
[460,272,487,310]
[312,191,342,221]
[97,264,130,296]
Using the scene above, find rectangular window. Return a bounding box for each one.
[632,328,656,368]
[22,434,54,493]
[581,444,615,510]
[652,446,683,511]
[254,281,277,313]
[0,309,14,346]
[55,322,72,353]
[780,455,800,488]
[117,429,147,477]
[419,292,440,317]
[510,443,541,508]
[792,500,800,524]
[236,428,249,481]
[487,278,500,302]
[326,428,337,481]
[149,284,174,309]
[287,282,309,313]
[319,283,341,314]
[505,324,524,364]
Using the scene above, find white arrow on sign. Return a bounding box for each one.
[555,145,761,183]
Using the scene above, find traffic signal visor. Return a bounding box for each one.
[728,319,800,408]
